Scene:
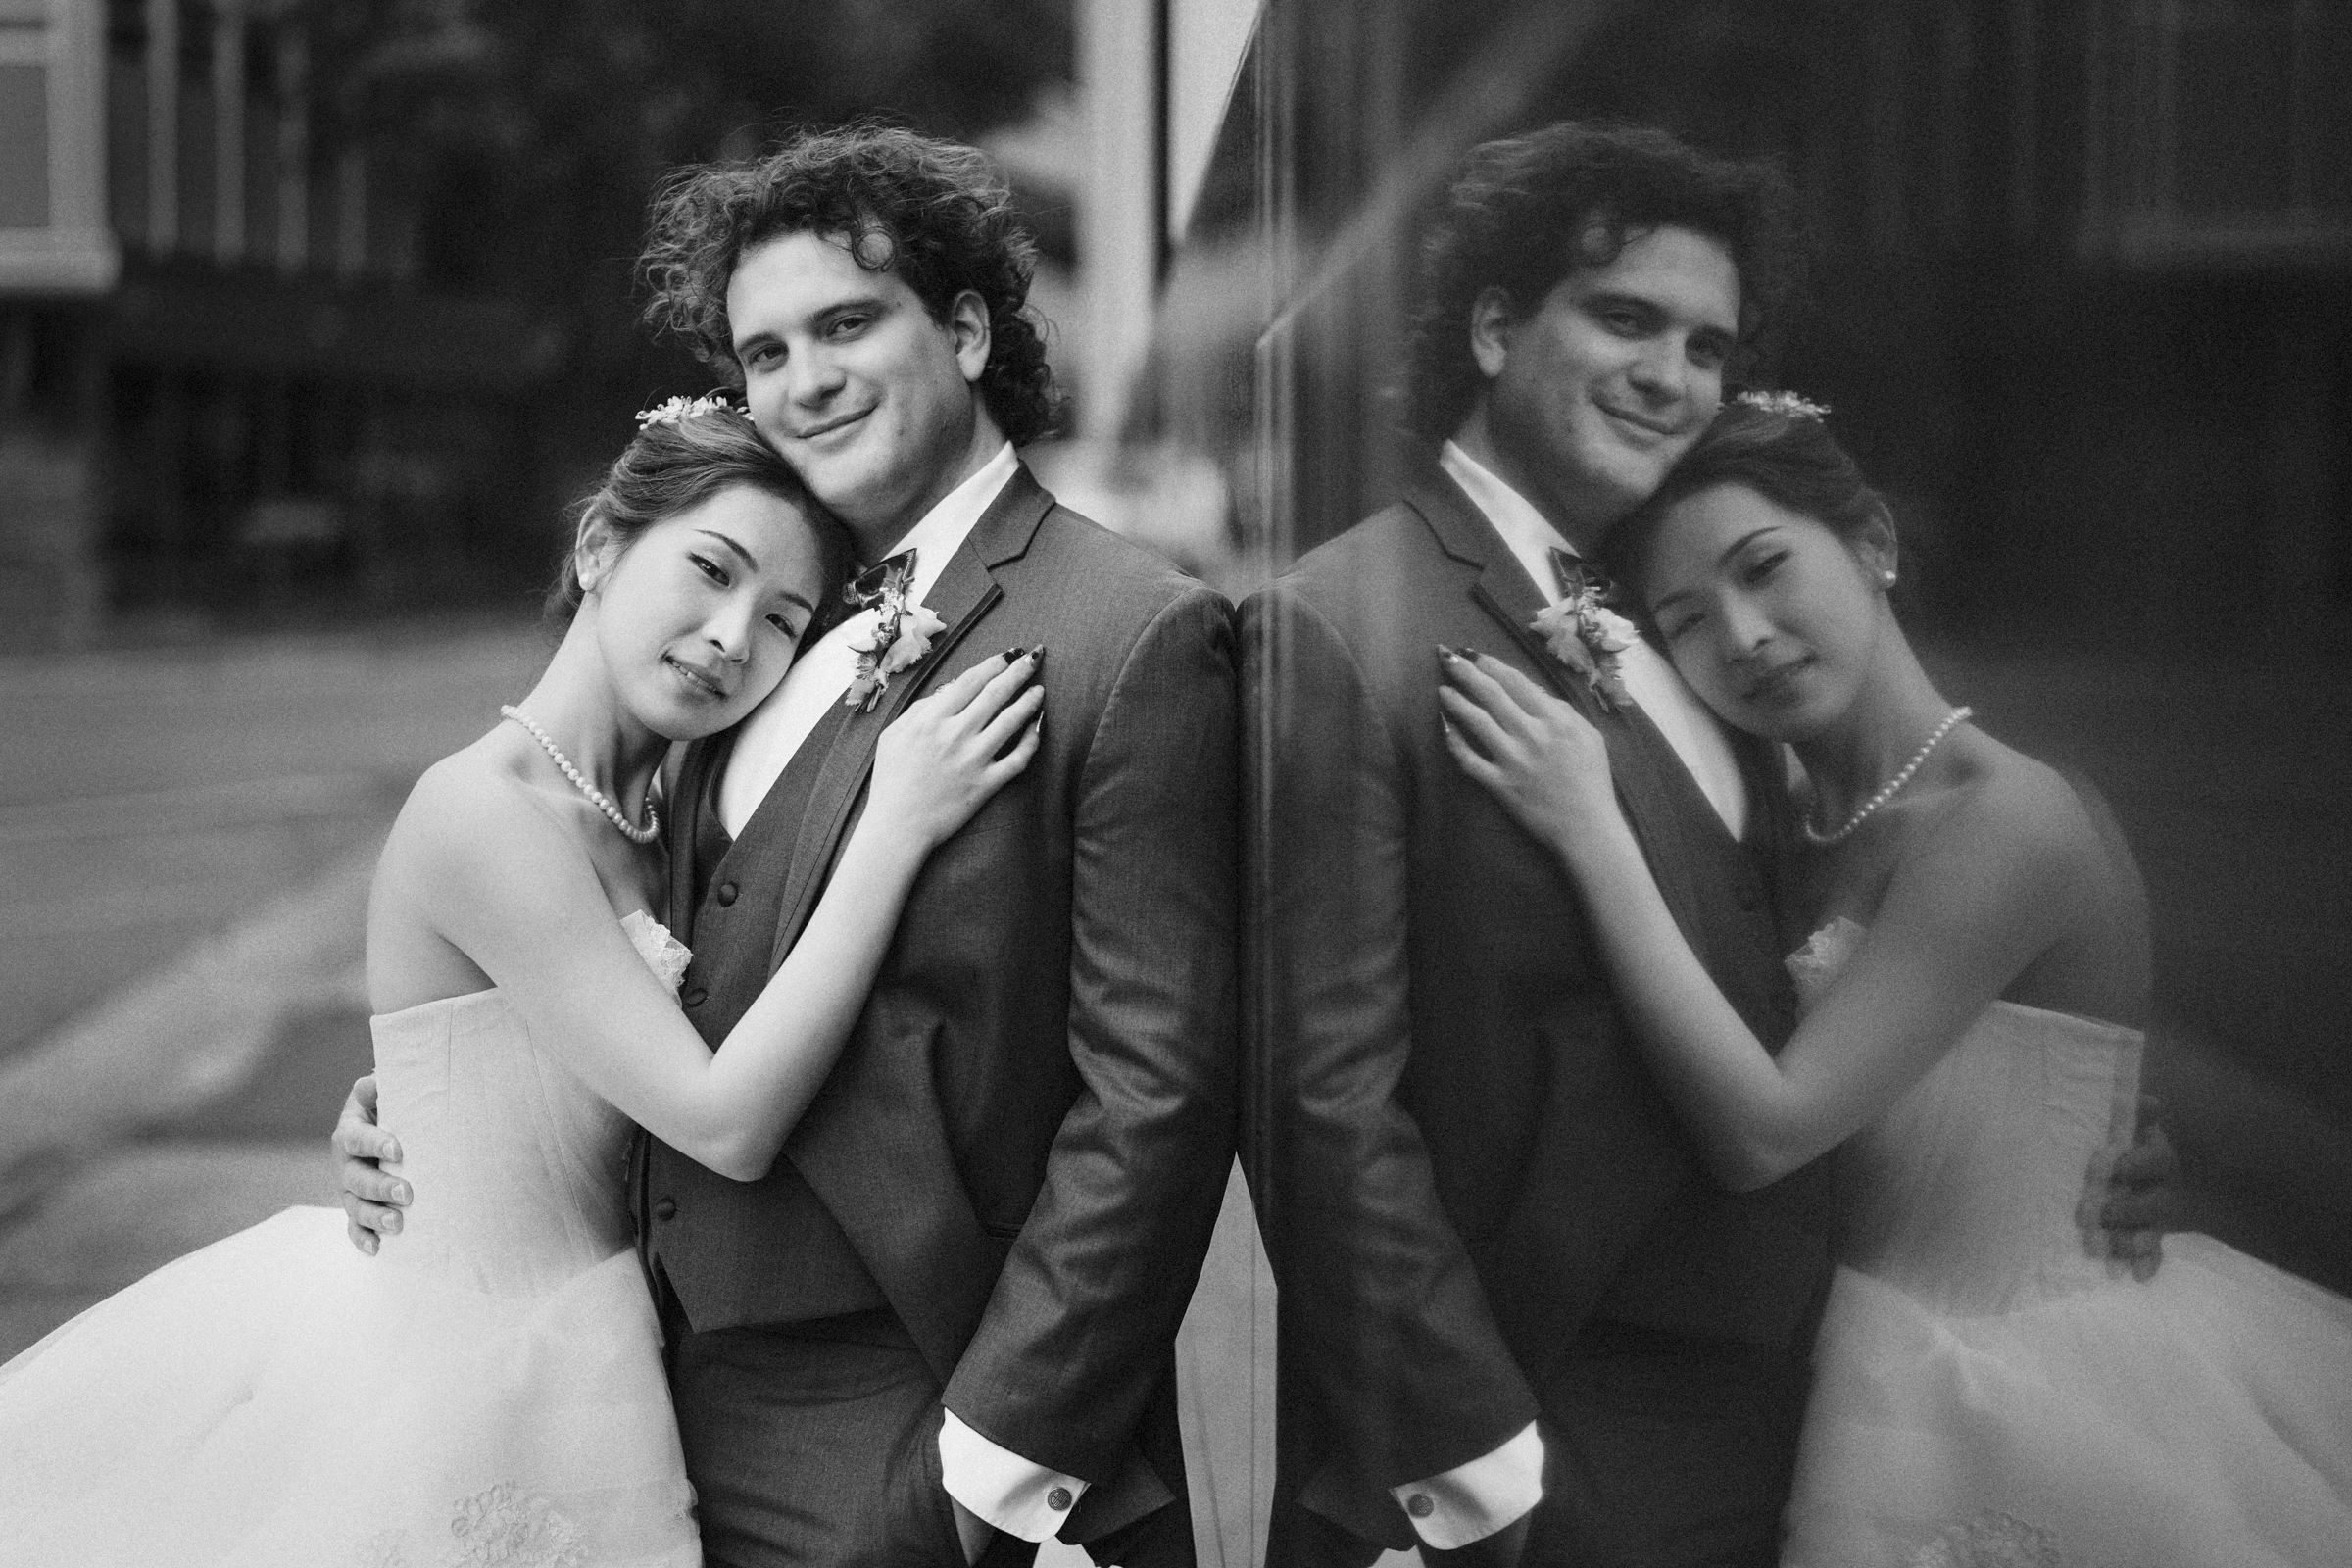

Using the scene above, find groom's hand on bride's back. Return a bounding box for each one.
[2078,1092,2176,1282]
[333,1073,411,1254]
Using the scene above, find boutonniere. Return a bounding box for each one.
[1531,552,1640,712]
[841,551,947,710]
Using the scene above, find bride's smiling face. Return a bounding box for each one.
[581,484,828,741]
[1640,481,1895,742]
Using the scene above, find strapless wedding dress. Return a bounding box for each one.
[1780,917,2352,1568]
[0,912,700,1567]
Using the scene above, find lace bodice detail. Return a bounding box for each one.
[368,914,688,1296]
[1788,917,2143,1313]
[619,908,692,991]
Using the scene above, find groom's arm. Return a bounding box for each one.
[1246,583,1543,1549]
[940,582,1239,1531]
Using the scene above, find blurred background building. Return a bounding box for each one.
[0,0,546,648]
[0,0,1075,650]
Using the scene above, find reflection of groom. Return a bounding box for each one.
[344,126,1236,1566]
[1246,124,1832,1567]
[1249,122,2167,1568]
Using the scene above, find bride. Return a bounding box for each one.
[1438,396,2352,1567]
[0,397,1042,1565]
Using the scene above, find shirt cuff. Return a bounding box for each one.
[1390,1421,1544,1550]
[938,1409,1091,1544]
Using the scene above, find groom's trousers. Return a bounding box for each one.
[1269,1320,1810,1568]
[660,1284,1037,1568]
[1525,1321,1811,1568]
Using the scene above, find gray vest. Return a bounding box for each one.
[636,705,889,1333]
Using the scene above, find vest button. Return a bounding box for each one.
[682,986,708,1007]
[653,1198,677,1221]
[715,881,738,906]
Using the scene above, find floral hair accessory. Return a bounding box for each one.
[1735,388,1831,420]
[841,550,946,710]
[1532,550,1639,713]
[634,393,738,429]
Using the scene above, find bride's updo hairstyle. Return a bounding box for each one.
[1605,398,1895,622]
[547,401,848,621]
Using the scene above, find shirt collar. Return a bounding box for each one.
[1438,440,1577,603]
[877,440,1019,604]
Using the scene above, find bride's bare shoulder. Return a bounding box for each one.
[1932,735,2141,916]
[1936,734,2152,1018]
[1936,730,2082,836]
[375,732,565,891]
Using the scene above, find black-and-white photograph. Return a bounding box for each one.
[2,3,2345,1565]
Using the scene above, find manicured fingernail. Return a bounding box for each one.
[394,1182,411,1204]
[382,1212,401,1233]
[1002,646,1026,663]
[1028,645,1047,667]
[1437,644,1459,661]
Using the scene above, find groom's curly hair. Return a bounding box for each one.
[1404,122,1807,441]
[639,123,1062,447]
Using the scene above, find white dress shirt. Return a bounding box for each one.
[709,440,1091,1540]
[1391,446,1753,1550]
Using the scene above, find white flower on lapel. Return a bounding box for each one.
[841,552,944,711]
[1531,561,1639,713]
[844,601,945,710]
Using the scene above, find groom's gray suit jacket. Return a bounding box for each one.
[632,465,1239,1547]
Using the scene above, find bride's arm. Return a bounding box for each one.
[1440,652,2078,1191]
[387,654,1041,1183]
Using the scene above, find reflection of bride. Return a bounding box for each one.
[0,403,1043,1565]
[1441,398,2352,1566]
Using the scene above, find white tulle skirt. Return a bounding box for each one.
[0,1205,698,1567]
[1783,1235,2352,1568]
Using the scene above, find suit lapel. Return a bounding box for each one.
[665,737,716,942]
[764,567,1000,968]
[763,472,1052,970]
[1410,472,1718,939]
[756,467,1054,1386]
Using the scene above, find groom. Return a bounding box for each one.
[339,126,1237,1567]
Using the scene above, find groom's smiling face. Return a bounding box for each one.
[1471,222,1740,538]
[727,229,992,546]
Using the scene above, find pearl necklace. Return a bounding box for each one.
[1802,706,1973,847]
[499,705,662,846]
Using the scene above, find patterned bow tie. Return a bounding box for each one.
[846,548,917,611]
